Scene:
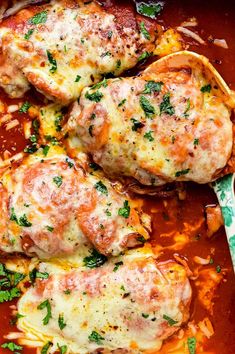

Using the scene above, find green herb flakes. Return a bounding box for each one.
[140,21,150,40]
[118,200,130,218]
[163,314,178,326]
[28,11,48,25]
[88,331,105,345]
[160,93,175,116]
[140,96,155,118]
[37,299,52,325]
[83,249,107,269]
[53,176,63,187]
[94,181,108,195]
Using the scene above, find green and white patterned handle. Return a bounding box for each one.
[213,174,235,271]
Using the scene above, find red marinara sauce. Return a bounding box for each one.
[0,1,234,354]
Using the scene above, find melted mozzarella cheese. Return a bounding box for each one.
[17,248,192,353]
[68,54,233,186]
[0,153,150,258]
[0,0,159,103]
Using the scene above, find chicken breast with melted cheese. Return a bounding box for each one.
[67,51,234,187]
[0,0,161,103]
[0,153,150,258]
[17,248,192,353]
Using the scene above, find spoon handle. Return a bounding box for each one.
[213,174,235,271]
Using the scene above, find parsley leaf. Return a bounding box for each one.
[42,145,50,156]
[137,235,146,244]
[140,21,150,40]
[131,118,144,131]
[175,168,190,177]
[142,313,149,318]
[200,84,211,93]
[37,299,52,325]
[136,2,162,19]
[28,11,47,25]
[24,29,34,40]
[58,314,66,330]
[88,331,105,345]
[163,314,178,326]
[41,341,52,354]
[55,114,63,132]
[143,80,163,94]
[187,337,197,354]
[138,51,152,62]
[144,130,154,142]
[1,342,22,352]
[57,344,68,354]
[116,59,121,69]
[19,101,31,113]
[193,138,199,146]
[90,78,107,90]
[18,214,32,227]
[113,261,123,272]
[29,268,49,284]
[53,176,63,187]
[118,200,130,218]
[83,249,107,269]
[160,93,175,116]
[118,99,126,107]
[0,287,21,303]
[140,96,155,118]
[183,98,191,118]
[75,75,81,82]
[94,181,108,195]
[47,50,57,73]
[85,91,103,102]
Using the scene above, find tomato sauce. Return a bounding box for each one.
[0,1,234,353]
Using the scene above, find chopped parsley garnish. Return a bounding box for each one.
[55,114,63,132]
[120,285,125,291]
[193,138,199,146]
[24,144,38,154]
[137,235,146,244]
[113,261,123,272]
[58,314,66,330]
[175,168,190,177]
[0,287,21,303]
[116,59,121,69]
[140,21,150,40]
[118,200,130,218]
[24,29,34,40]
[64,289,71,295]
[94,181,108,195]
[88,125,94,137]
[28,11,48,25]
[118,99,126,107]
[75,75,81,82]
[13,273,25,286]
[183,98,191,118]
[42,145,50,156]
[144,130,154,142]
[66,158,74,168]
[57,344,68,354]
[138,51,152,62]
[30,134,37,143]
[83,249,107,269]
[37,299,52,325]
[160,93,175,116]
[47,50,57,73]
[107,30,113,39]
[101,51,111,57]
[53,176,63,187]
[10,208,32,227]
[1,342,22,352]
[85,91,103,102]
[163,314,178,326]
[187,337,197,354]
[105,208,112,217]
[88,331,105,345]
[200,84,211,93]
[89,162,100,171]
[29,269,49,282]
[91,78,108,90]
[45,135,59,145]
[142,80,163,94]
[41,341,52,354]
[136,2,162,19]
[131,118,144,131]
[19,101,31,113]
[142,313,149,318]
[216,265,221,273]
[46,226,54,232]
[140,96,155,118]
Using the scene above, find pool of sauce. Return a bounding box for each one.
[0,1,234,353]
